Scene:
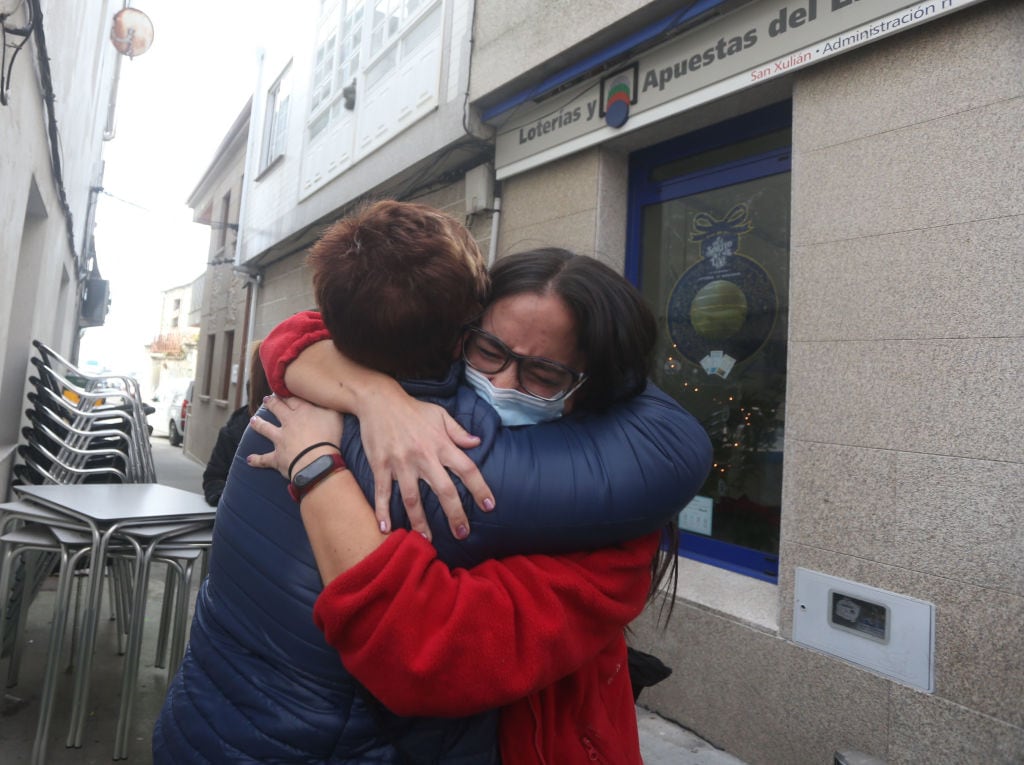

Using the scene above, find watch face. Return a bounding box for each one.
[294,453,335,488]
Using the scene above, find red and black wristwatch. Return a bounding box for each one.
[287,451,347,503]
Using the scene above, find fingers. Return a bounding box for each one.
[399,477,431,542]
[374,479,393,534]
[262,395,287,415]
[248,415,271,436]
[244,441,289,480]
[377,467,472,542]
[440,414,493,512]
[461,471,496,514]
[442,412,482,449]
[430,478,471,541]
[445,451,495,514]
[246,451,274,469]
[401,454,475,540]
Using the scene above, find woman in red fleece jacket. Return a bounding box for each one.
[250,324,667,761]
[249,207,699,762]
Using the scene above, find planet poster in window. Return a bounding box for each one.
[666,204,777,379]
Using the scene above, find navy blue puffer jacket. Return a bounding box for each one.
[154,366,711,763]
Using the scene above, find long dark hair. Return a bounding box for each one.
[489,248,678,618]
[246,340,272,416]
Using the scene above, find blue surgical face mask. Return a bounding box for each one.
[464,365,566,427]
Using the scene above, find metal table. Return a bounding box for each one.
[11,484,213,756]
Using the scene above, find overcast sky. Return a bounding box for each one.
[79,0,284,376]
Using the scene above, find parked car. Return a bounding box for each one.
[171,380,194,447]
[148,379,194,446]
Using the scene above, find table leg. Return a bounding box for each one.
[112,540,156,760]
[66,525,111,748]
[31,546,89,765]
[0,538,21,686]
[153,567,177,669]
[6,552,36,687]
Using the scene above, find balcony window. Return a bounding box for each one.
[260,65,292,173]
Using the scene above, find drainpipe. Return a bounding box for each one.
[236,269,262,398]
[487,194,502,269]
[234,50,267,397]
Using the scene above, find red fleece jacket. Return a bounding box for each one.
[261,311,657,764]
[260,310,331,398]
[315,531,657,765]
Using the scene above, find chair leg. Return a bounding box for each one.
[0,535,88,765]
[67,537,115,748]
[113,545,156,760]
[30,546,85,765]
[154,563,177,669]
[107,563,117,621]
[65,567,84,674]
[110,557,132,656]
[7,552,38,688]
[168,558,198,675]
[121,557,134,638]
[0,542,18,683]
[110,559,125,655]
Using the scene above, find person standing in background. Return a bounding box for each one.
[201,340,271,506]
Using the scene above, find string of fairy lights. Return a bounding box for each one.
[660,343,781,485]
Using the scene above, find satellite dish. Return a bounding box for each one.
[110,8,154,59]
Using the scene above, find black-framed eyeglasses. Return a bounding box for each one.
[462,326,588,402]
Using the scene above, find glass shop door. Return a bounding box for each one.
[627,101,792,582]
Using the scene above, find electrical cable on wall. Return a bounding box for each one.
[6,0,79,268]
[32,0,78,263]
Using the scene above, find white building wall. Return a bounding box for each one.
[0,0,121,492]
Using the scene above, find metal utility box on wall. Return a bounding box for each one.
[465,164,494,215]
[793,568,935,691]
[80,278,110,328]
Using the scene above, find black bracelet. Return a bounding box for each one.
[288,441,340,481]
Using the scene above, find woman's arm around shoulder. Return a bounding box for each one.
[259,312,494,537]
[461,382,712,555]
[314,530,659,718]
[260,311,332,396]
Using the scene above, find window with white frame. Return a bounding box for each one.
[309,1,371,135]
[301,0,444,196]
[340,2,363,91]
[310,26,337,119]
[260,66,292,172]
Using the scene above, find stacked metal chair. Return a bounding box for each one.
[4,341,156,660]
[13,339,156,487]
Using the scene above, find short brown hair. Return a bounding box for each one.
[309,200,488,379]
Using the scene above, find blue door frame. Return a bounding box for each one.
[626,100,792,583]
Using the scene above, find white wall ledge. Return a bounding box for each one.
[669,557,779,634]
